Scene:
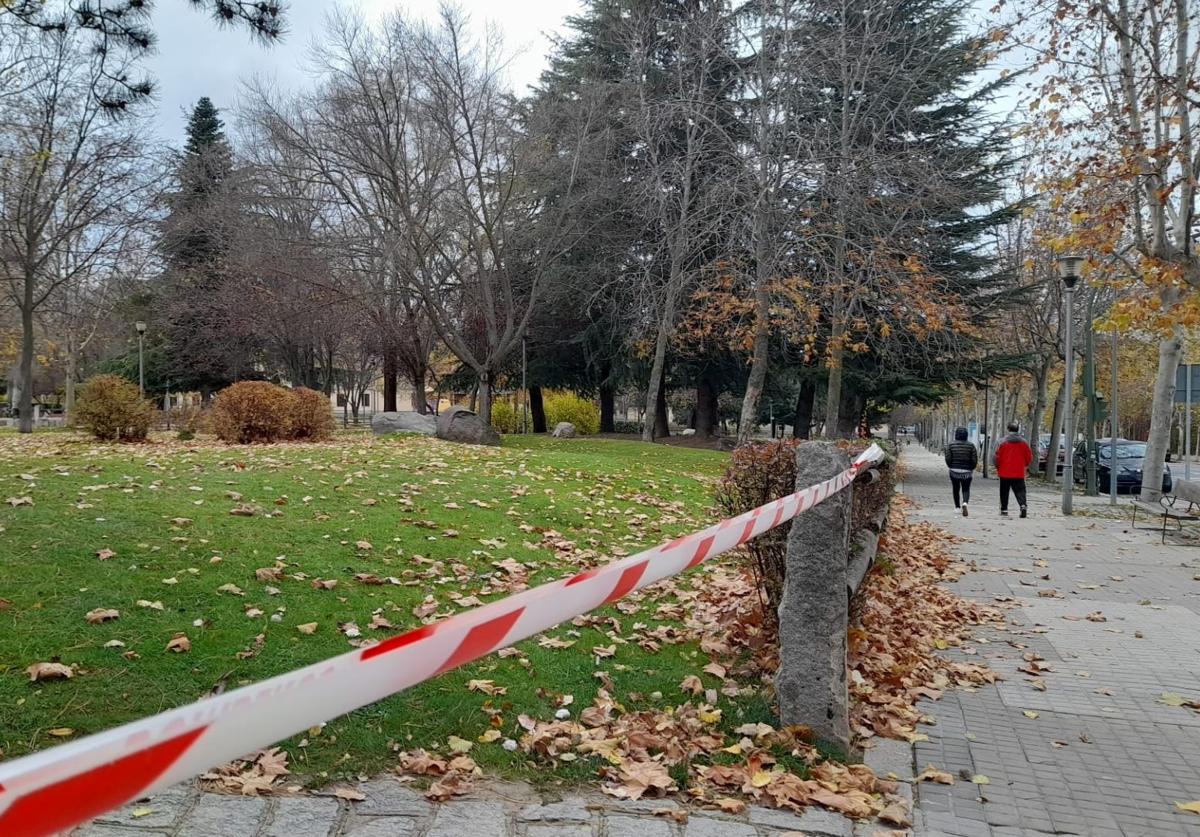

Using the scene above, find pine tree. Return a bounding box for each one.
[157,98,250,396]
[791,0,1017,433]
[183,97,226,156]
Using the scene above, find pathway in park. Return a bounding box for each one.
[902,445,1200,837]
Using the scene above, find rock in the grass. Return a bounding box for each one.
[551,422,577,439]
[371,411,436,436]
[436,406,502,447]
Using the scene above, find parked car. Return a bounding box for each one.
[1072,438,1172,494]
[1038,433,1067,474]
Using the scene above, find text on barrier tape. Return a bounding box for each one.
[0,444,883,837]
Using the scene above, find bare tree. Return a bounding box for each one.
[249,7,591,423]
[1017,0,1200,500]
[619,2,739,442]
[0,30,150,432]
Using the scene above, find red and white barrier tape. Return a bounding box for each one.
[0,444,883,837]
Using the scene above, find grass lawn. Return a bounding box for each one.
[0,431,754,787]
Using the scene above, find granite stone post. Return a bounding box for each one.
[775,441,851,751]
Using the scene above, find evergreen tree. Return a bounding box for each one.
[157,97,252,396]
[788,0,1017,434]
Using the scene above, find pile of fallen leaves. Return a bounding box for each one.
[201,747,295,796]
[390,524,927,824]
[849,498,1003,743]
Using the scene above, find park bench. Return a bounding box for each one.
[1131,478,1200,544]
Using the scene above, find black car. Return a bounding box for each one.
[1072,438,1172,494]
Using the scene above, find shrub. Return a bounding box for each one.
[714,439,896,639]
[289,387,335,440]
[211,382,294,443]
[715,440,801,635]
[73,374,154,442]
[612,419,642,435]
[544,390,600,434]
[490,399,523,434]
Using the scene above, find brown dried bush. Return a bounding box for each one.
[289,387,334,440]
[73,374,154,442]
[211,382,294,443]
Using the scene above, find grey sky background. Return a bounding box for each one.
[144,0,1020,148]
[145,1,585,145]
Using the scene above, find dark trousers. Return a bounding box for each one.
[950,476,972,507]
[1000,477,1027,511]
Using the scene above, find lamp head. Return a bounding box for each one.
[135,321,147,334]
[1056,255,1084,288]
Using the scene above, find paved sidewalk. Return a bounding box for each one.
[76,776,864,837]
[901,446,1200,837]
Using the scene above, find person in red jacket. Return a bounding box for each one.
[993,422,1034,517]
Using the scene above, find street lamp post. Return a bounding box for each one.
[1058,256,1083,515]
[1084,291,1098,496]
[1110,326,1119,506]
[135,321,147,395]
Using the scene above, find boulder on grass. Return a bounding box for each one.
[436,406,502,447]
[372,411,436,436]
[551,422,577,439]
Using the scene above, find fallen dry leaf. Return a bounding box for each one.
[916,765,954,784]
[166,633,191,653]
[878,800,912,827]
[296,623,318,635]
[85,608,120,625]
[426,773,472,801]
[26,662,74,682]
[333,787,366,802]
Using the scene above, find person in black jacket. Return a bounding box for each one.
[944,427,978,516]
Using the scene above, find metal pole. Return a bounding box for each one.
[1085,294,1098,495]
[138,332,145,395]
[1110,328,1118,505]
[1062,283,1076,515]
[1180,362,1190,479]
[521,338,528,435]
[982,383,990,479]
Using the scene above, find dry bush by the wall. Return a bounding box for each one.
[715,439,897,637]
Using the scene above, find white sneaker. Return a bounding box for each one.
[962,503,969,517]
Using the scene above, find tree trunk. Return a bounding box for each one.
[695,379,718,439]
[477,371,492,425]
[654,378,670,439]
[1044,380,1066,483]
[529,386,547,433]
[599,383,615,433]
[1028,362,1050,477]
[833,380,860,439]
[642,321,672,443]
[64,351,77,423]
[409,362,428,414]
[1140,327,1184,502]
[18,302,34,434]
[823,344,844,438]
[737,281,771,445]
[383,350,398,412]
[793,380,816,439]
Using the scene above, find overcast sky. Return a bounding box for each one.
[145,0,584,145]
